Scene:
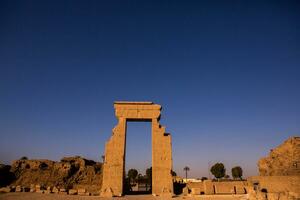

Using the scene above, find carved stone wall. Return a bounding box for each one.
[100,102,173,197]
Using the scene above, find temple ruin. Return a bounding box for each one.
[100,101,173,197]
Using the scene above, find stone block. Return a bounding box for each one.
[68,189,77,195]
[78,188,87,195]
[191,188,201,195]
[35,184,41,192]
[289,192,300,199]
[203,180,214,194]
[52,187,59,193]
[0,187,11,193]
[235,185,246,194]
[214,182,235,194]
[59,188,67,194]
[78,190,90,196]
[30,184,35,192]
[44,186,52,194]
[15,186,22,192]
[182,186,189,195]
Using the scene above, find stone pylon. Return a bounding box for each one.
[100,101,173,197]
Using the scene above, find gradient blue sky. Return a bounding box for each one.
[0,0,299,178]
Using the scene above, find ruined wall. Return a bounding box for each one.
[186,180,247,195]
[100,118,126,197]
[247,176,300,194]
[258,136,300,176]
[152,119,173,196]
[6,157,102,194]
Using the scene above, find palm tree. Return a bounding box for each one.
[183,166,190,182]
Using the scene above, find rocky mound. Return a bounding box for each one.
[7,156,102,194]
[258,136,300,176]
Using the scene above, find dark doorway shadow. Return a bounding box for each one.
[123,177,152,195]
[173,181,186,195]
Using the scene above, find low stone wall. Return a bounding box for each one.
[186,180,247,195]
[188,182,205,195]
[247,176,300,194]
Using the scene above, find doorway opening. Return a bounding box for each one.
[124,121,152,195]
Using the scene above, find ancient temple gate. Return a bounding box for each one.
[100,101,173,197]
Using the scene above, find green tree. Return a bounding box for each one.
[127,169,138,183]
[183,166,190,181]
[231,166,243,180]
[210,163,225,180]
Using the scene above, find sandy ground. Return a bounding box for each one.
[0,193,247,200]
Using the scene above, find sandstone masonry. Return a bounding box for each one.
[100,101,173,197]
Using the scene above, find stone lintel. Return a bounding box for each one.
[114,101,162,119]
[114,101,153,105]
[114,102,161,110]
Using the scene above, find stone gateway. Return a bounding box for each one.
[100,101,173,197]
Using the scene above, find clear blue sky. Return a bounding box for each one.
[0,0,299,178]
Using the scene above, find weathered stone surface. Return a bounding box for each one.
[235,184,246,194]
[77,188,86,195]
[15,185,22,192]
[258,137,300,176]
[68,189,77,195]
[203,180,214,195]
[100,101,173,197]
[187,180,247,195]
[248,176,300,194]
[187,182,205,195]
[191,188,201,195]
[35,185,42,193]
[29,184,35,192]
[0,187,11,193]
[52,186,59,193]
[44,186,52,194]
[59,188,67,194]
[182,186,189,195]
[214,182,235,194]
